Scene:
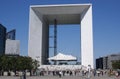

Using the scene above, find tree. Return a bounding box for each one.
[32,59,39,70]
[1,55,8,71]
[112,60,120,69]
[32,59,39,75]
[0,55,39,76]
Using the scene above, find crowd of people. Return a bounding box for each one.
[37,68,120,78]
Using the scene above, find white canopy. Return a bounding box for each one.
[48,53,77,61]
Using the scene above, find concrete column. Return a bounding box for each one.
[41,17,49,64]
[81,5,94,68]
[28,8,43,64]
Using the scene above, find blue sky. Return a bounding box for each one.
[0,0,120,61]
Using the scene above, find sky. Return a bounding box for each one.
[0,0,120,62]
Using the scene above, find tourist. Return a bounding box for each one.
[59,71,62,78]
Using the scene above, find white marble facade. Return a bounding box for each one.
[28,4,94,68]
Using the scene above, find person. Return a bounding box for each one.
[82,70,84,76]
[87,65,91,78]
[93,69,96,76]
[23,71,26,79]
[116,70,120,77]
[96,70,100,77]
[118,70,120,76]
[59,71,62,78]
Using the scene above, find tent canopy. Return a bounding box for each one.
[48,53,77,61]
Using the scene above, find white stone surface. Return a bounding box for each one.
[81,5,94,68]
[28,8,43,64]
[5,39,20,55]
[28,4,94,68]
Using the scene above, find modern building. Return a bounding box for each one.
[0,24,20,56]
[96,57,103,69]
[103,56,108,69]
[6,29,16,40]
[28,4,94,68]
[96,53,120,69]
[5,29,20,56]
[5,39,20,56]
[0,24,6,55]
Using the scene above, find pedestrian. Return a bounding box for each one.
[59,71,62,78]
[93,69,96,76]
[23,71,26,79]
[87,65,91,78]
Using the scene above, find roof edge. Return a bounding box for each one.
[30,3,92,8]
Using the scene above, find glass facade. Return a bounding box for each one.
[6,29,16,40]
[0,24,6,55]
[96,57,103,69]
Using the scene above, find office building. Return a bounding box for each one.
[96,53,120,69]
[6,29,16,40]
[96,57,103,69]
[5,39,20,55]
[0,24,6,55]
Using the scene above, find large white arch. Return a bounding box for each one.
[28,4,94,68]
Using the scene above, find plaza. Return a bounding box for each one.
[0,75,116,79]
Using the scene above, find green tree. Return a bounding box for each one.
[0,55,39,76]
[32,59,39,70]
[112,60,120,69]
[1,55,8,71]
[32,59,39,75]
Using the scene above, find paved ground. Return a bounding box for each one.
[0,75,119,79]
